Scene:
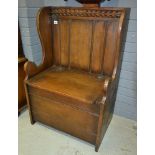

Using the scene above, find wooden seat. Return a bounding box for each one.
[27,66,105,105]
[24,1,126,152]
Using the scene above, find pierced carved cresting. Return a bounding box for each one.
[49,8,122,18]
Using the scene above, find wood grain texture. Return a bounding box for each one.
[24,5,126,152]
[18,57,27,112]
[70,20,92,70]
[27,66,105,104]
[30,94,98,144]
[49,7,123,76]
[18,25,27,112]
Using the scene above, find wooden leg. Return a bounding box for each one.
[95,145,99,152]
[30,118,35,125]
[24,82,35,125]
[95,103,105,152]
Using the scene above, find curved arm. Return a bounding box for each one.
[103,77,111,95]
[100,77,112,104]
[95,76,112,105]
[24,61,46,79]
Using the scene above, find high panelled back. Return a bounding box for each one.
[50,7,121,76]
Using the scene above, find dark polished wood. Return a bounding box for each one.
[24,3,126,152]
[18,25,27,113]
[18,25,24,57]
[18,57,27,112]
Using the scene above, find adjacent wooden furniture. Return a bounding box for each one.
[18,25,27,113]
[24,0,126,151]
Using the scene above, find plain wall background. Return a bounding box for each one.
[18,0,137,120]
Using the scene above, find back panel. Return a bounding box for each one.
[50,7,123,76]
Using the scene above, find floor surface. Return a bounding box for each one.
[18,110,136,155]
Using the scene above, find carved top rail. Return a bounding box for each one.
[49,8,123,19]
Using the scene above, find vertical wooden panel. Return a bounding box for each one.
[53,19,119,75]
[68,20,71,69]
[103,21,119,76]
[60,20,69,66]
[91,21,106,73]
[89,21,95,73]
[53,23,60,65]
[70,20,92,70]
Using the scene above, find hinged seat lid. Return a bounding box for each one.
[27,66,105,105]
